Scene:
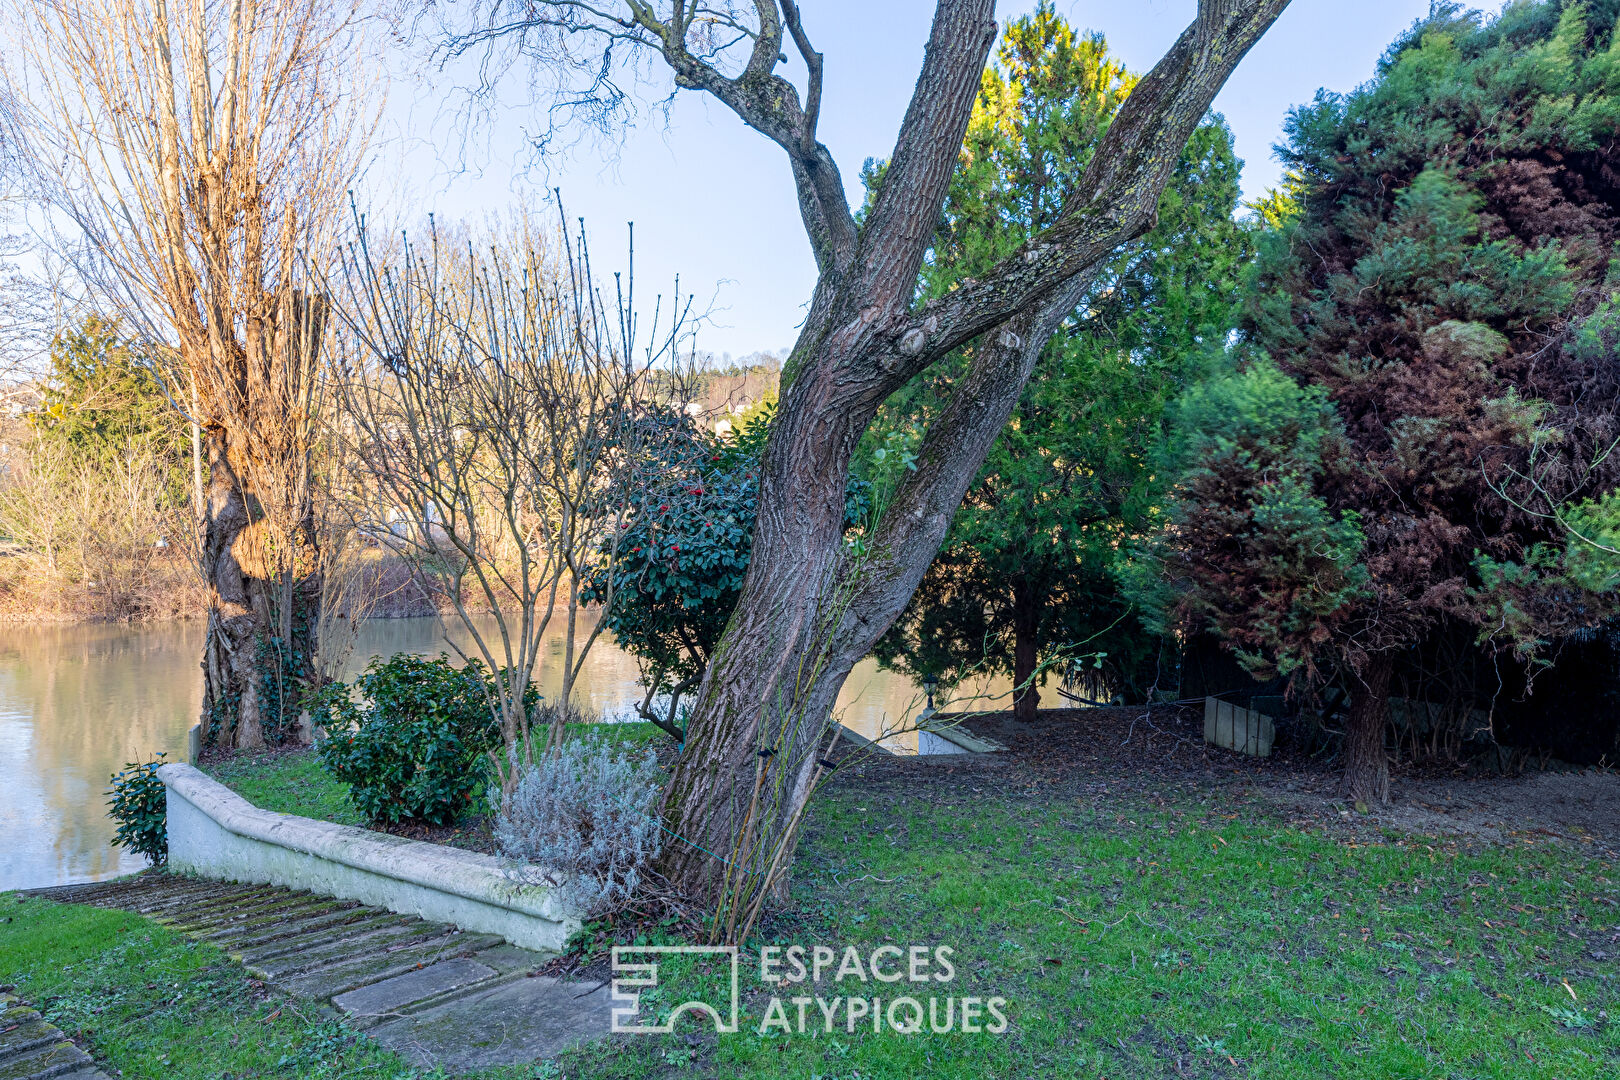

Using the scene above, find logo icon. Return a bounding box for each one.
[610,945,741,1034]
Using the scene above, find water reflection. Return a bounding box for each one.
[0,615,1009,890]
[0,622,205,891]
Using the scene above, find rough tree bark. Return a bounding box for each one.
[435,0,1289,901]
[1011,576,1040,723]
[199,427,264,748]
[1343,652,1394,806]
[194,291,328,750]
[632,0,1295,901]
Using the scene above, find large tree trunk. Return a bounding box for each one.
[199,426,265,750]
[655,363,879,899]
[196,426,321,750]
[656,291,1089,902]
[1011,576,1040,723]
[1343,652,1394,806]
[653,0,1292,908]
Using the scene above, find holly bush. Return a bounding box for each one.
[582,408,764,732]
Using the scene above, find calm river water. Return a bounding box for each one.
[0,616,1005,890]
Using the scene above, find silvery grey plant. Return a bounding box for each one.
[495,737,663,915]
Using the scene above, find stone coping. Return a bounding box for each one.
[157,763,578,952]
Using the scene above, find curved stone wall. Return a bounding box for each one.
[158,763,579,953]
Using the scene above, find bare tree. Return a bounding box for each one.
[432,0,1292,910]
[328,214,697,783]
[4,0,380,747]
[0,118,45,382]
[0,438,197,618]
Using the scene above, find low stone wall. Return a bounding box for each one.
[158,763,579,953]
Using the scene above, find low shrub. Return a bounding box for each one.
[495,737,663,916]
[313,652,512,826]
[107,754,168,864]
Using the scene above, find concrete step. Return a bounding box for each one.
[279,932,507,1000]
[368,974,615,1073]
[0,994,110,1080]
[333,956,505,1022]
[0,1020,64,1062]
[120,883,273,917]
[239,920,441,974]
[23,871,610,1075]
[201,904,396,949]
[30,874,244,914]
[157,889,343,928]
[335,943,551,1031]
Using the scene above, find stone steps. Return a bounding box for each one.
[23,873,614,1075]
[0,993,111,1080]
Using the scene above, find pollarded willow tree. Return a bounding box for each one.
[440,0,1291,907]
[4,0,377,748]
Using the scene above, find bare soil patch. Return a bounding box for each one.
[839,704,1620,853]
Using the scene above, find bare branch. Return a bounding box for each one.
[325,210,702,774]
[435,1,858,272]
[779,1,820,155]
[3,0,382,748]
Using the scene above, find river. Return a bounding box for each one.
[0,615,1008,890]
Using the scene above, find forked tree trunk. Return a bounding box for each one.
[195,300,325,753]
[652,0,1292,908]
[1011,577,1040,723]
[1343,652,1394,806]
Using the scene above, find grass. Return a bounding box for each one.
[205,748,367,826]
[15,739,1618,1078]
[0,894,566,1079]
[551,781,1619,1079]
[199,720,666,824]
[0,894,416,1079]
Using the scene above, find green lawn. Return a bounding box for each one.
[205,748,367,826]
[8,744,1616,1078]
[199,720,665,824]
[569,780,1619,1079]
[0,894,418,1079]
[0,894,565,1079]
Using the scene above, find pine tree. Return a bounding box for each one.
[872,5,1252,715]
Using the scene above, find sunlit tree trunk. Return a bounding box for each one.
[199,426,263,747]
[7,0,373,749]
[422,0,1289,908]
[652,2,1291,908]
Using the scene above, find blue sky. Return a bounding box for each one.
[372,1,1507,359]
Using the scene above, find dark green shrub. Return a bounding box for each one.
[107,754,167,865]
[312,653,515,826]
[582,400,869,738]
